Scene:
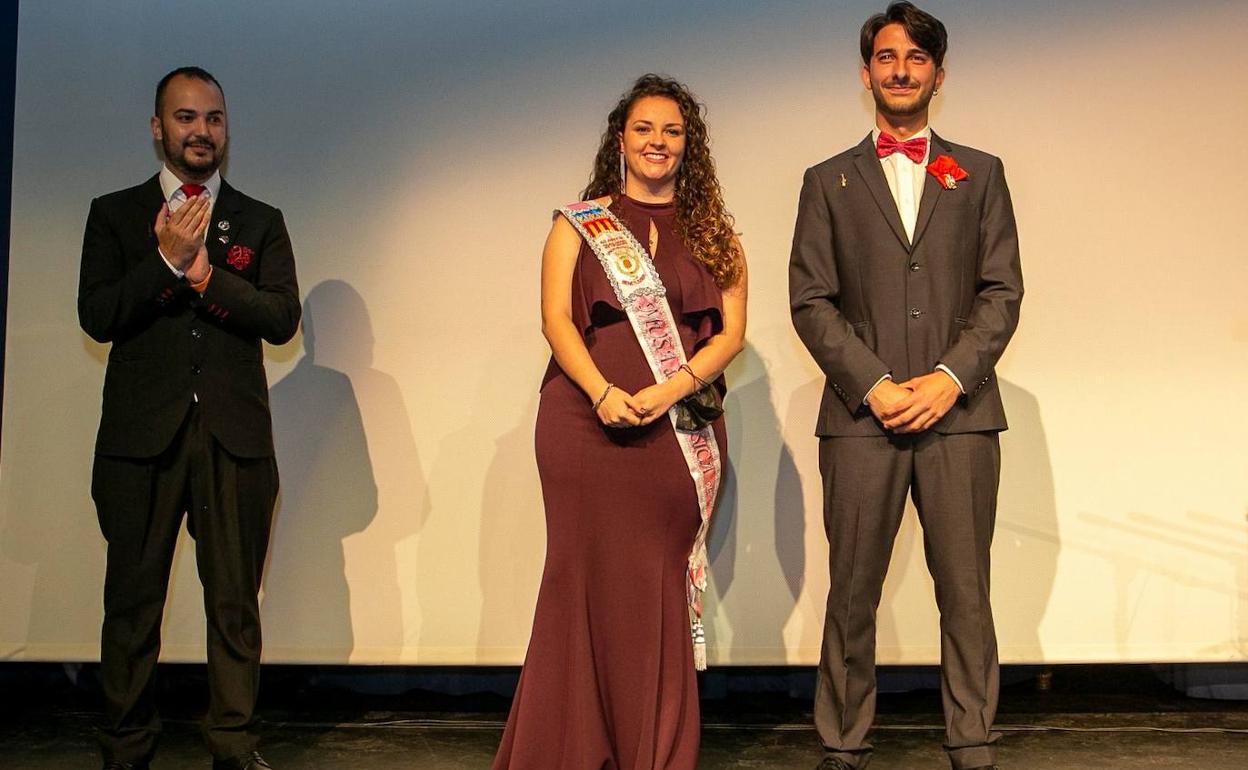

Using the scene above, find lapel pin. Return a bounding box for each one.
[218,220,230,231]
[218,235,230,244]
[839,173,847,188]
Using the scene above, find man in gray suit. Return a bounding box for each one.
[789,3,1022,769]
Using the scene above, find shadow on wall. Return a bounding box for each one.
[417,329,543,663]
[993,378,1060,662]
[263,280,427,662]
[0,333,112,659]
[708,344,806,664]
[475,393,543,657]
[1078,500,1246,657]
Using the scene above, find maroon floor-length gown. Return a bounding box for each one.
[492,195,727,770]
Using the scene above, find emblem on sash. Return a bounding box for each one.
[614,250,640,276]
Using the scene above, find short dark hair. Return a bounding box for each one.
[860,2,948,69]
[154,66,224,116]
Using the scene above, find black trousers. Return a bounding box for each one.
[93,405,278,763]
[815,431,1001,770]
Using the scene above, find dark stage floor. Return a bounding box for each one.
[2,665,1246,769]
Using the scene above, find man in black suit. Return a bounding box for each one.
[78,66,299,770]
[789,4,1023,769]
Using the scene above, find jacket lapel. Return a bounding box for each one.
[207,180,244,267]
[136,174,165,243]
[851,134,911,251]
[910,131,950,249]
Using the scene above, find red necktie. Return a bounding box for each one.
[179,183,206,199]
[875,133,928,164]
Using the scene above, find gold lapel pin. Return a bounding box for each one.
[839,172,847,188]
[218,220,230,231]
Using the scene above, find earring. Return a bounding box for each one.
[619,152,627,192]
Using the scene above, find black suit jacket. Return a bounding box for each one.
[789,132,1023,437]
[78,174,300,458]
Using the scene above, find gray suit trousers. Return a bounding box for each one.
[815,431,1001,770]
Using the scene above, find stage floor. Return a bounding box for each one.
[2,665,1245,769]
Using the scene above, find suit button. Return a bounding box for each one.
[909,262,920,272]
[909,308,922,318]
[191,366,201,375]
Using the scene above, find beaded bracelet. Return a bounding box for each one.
[591,383,615,412]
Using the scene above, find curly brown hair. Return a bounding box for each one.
[582,74,742,290]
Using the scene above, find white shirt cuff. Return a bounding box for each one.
[863,373,892,405]
[935,364,965,394]
[158,247,185,279]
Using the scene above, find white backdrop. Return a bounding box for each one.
[2,0,1246,665]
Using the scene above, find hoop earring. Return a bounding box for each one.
[619,152,627,192]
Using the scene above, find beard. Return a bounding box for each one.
[871,79,936,118]
[161,128,226,179]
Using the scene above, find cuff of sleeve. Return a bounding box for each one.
[158,248,185,279]
[863,373,893,405]
[935,364,965,394]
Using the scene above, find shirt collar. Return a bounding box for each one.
[159,164,222,202]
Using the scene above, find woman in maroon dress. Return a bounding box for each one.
[492,75,747,770]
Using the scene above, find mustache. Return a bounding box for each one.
[183,138,216,150]
[882,78,917,88]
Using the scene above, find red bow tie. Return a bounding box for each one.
[875,133,928,164]
[179,183,206,198]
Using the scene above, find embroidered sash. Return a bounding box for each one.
[558,199,721,670]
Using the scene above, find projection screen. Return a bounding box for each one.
[2,0,1246,665]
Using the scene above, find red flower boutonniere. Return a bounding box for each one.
[927,154,968,190]
[226,245,253,271]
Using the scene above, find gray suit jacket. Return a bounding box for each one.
[789,132,1023,437]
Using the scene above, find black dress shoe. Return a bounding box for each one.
[102,762,149,770]
[816,757,854,770]
[213,751,274,770]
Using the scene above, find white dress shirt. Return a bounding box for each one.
[872,126,931,244]
[864,126,965,401]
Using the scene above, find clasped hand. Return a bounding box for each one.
[154,195,211,280]
[868,371,960,434]
[594,380,683,429]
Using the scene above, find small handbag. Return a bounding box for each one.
[673,365,723,432]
